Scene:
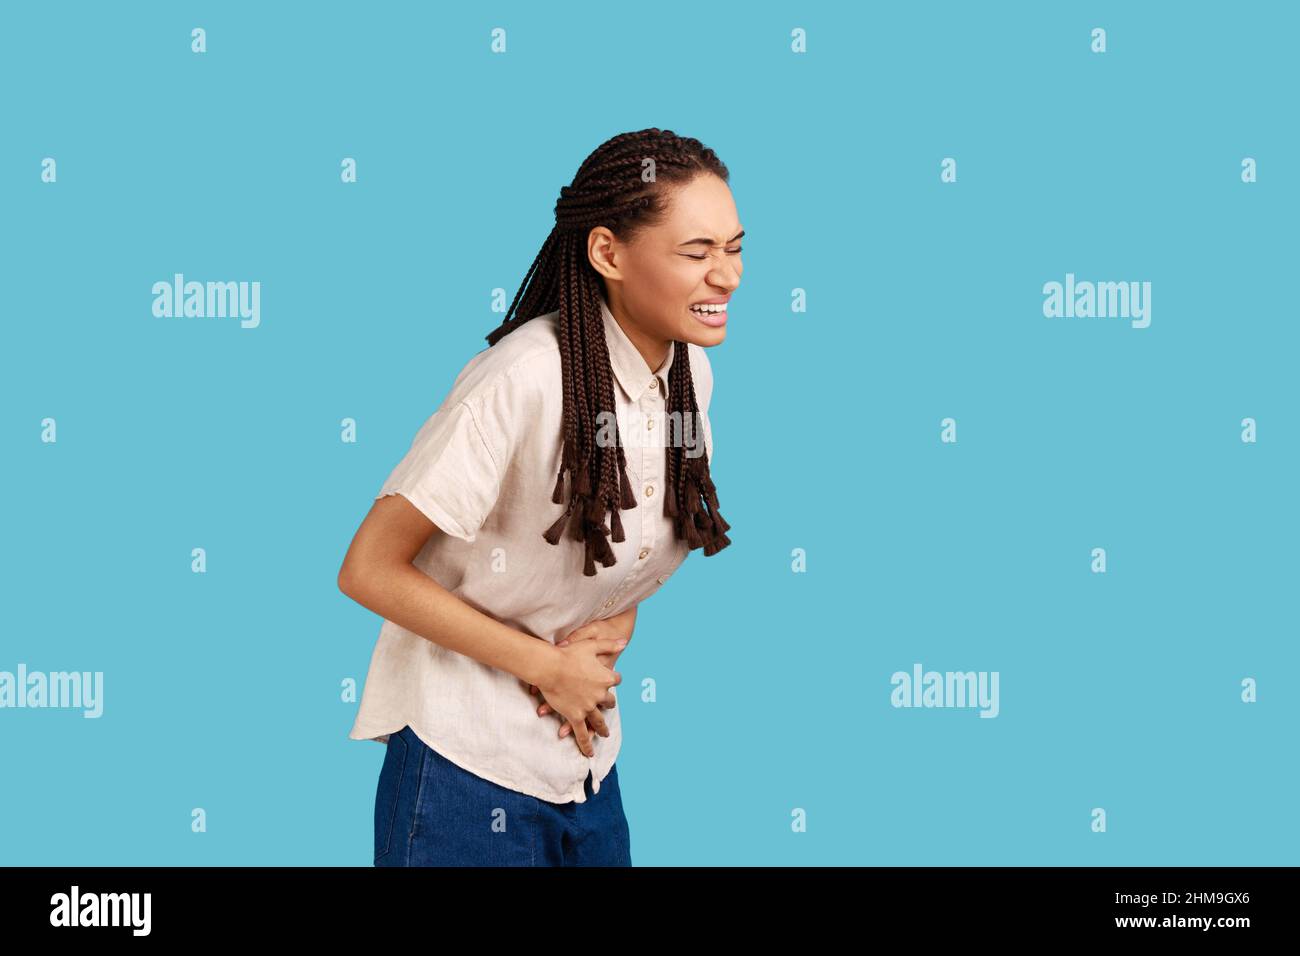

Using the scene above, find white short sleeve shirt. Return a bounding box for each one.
[348,294,714,803]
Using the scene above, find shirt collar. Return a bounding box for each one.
[600,293,673,403]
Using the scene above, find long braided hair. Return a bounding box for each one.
[485,128,732,577]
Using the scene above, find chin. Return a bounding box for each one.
[680,325,726,347]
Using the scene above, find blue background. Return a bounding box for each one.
[2,1,1295,865]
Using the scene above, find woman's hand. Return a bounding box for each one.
[535,620,629,735]
[519,613,634,746]
[528,635,626,757]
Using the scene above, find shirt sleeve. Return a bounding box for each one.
[375,399,502,543]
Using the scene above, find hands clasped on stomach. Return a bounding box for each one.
[519,623,628,758]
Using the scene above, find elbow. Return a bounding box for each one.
[337,563,362,600]
[338,557,406,607]
[339,545,419,609]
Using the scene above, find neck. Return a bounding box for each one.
[606,294,670,372]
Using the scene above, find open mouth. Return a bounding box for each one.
[689,302,728,326]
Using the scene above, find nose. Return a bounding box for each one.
[707,258,741,292]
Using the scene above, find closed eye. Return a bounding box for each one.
[684,247,742,260]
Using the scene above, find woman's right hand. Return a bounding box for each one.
[534,637,628,757]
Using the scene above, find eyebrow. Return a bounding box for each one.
[678,229,745,248]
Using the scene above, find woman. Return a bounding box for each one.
[338,128,741,866]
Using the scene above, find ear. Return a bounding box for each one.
[586,226,622,281]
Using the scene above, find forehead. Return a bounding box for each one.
[660,175,740,236]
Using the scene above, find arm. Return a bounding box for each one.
[337,493,557,688]
[604,604,637,644]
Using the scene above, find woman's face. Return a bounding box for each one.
[589,172,743,362]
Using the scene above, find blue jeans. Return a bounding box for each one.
[373,724,632,866]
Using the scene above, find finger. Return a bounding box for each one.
[571,719,595,757]
[559,718,597,738]
[595,638,629,656]
[559,720,593,739]
[587,710,610,738]
[597,691,615,710]
[538,702,551,716]
[561,624,597,644]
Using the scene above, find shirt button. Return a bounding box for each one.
[604,599,614,608]
[644,485,654,497]
[646,418,654,430]
[649,379,657,390]
[657,575,667,584]
[638,548,649,560]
